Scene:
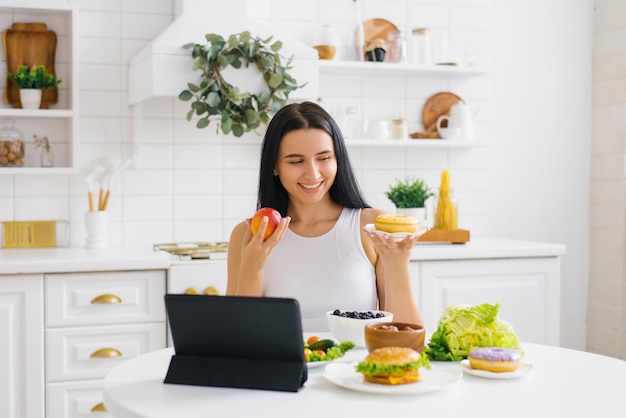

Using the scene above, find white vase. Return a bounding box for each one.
[20,89,42,109]
[396,207,427,226]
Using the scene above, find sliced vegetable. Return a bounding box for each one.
[308,339,336,351]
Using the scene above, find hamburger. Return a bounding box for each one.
[355,347,430,385]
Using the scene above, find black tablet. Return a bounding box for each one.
[163,294,307,392]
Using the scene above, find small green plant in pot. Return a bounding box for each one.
[386,177,434,209]
[7,65,62,109]
[8,65,62,89]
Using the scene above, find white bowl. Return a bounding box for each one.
[326,310,393,347]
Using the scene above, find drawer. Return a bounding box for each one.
[168,261,227,295]
[45,270,166,327]
[47,380,114,418]
[46,323,166,382]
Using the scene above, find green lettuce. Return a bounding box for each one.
[424,303,521,361]
[355,353,430,376]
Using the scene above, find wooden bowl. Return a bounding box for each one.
[364,322,425,353]
[313,45,336,60]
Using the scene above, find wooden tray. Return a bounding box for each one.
[416,228,470,244]
[422,92,463,132]
[2,22,58,109]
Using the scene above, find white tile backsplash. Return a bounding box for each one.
[79,11,122,38]
[2,1,492,249]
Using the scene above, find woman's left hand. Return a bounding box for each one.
[365,231,415,270]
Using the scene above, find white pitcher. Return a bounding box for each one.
[436,101,474,142]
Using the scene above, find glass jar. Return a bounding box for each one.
[411,28,432,65]
[314,24,337,60]
[0,118,25,167]
[391,117,408,139]
[386,29,407,63]
[343,107,362,139]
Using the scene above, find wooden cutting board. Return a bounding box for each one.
[2,22,58,109]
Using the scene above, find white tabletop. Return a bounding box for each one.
[103,341,626,418]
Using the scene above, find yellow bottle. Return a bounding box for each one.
[434,170,458,230]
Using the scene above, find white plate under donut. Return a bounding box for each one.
[460,359,534,379]
[364,224,429,242]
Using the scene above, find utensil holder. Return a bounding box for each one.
[85,211,108,249]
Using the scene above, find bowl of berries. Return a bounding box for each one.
[326,309,393,348]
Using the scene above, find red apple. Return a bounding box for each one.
[250,207,281,240]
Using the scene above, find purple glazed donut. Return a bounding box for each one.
[468,347,521,372]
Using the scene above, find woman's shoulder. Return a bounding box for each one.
[229,220,248,242]
[360,207,389,225]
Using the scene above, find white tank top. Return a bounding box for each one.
[264,208,377,332]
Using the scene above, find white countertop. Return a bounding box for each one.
[0,237,566,275]
[410,237,566,260]
[0,246,171,274]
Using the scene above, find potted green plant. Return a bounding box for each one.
[178,31,302,138]
[386,177,434,224]
[7,65,62,109]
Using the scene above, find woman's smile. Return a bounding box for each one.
[299,181,324,191]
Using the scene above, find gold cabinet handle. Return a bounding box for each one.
[203,286,219,295]
[90,402,107,412]
[90,348,122,358]
[184,287,200,295]
[90,294,122,304]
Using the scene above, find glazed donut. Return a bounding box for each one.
[374,214,418,234]
[468,347,521,372]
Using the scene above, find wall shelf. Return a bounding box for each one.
[0,2,78,175]
[0,167,74,175]
[345,139,486,148]
[317,60,488,78]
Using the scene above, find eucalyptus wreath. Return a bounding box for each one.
[178,31,301,137]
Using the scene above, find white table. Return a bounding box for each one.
[103,340,626,418]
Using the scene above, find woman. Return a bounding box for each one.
[226,101,423,331]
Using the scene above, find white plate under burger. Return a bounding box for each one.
[460,359,533,379]
[364,224,429,241]
[323,362,462,395]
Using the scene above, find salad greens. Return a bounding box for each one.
[424,302,521,361]
[306,341,354,362]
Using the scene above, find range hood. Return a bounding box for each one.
[128,0,318,105]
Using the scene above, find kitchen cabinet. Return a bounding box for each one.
[0,274,44,418]
[44,270,166,418]
[414,258,561,345]
[0,2,78,174]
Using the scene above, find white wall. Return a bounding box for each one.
[0,0,595,351]
[489,1,592,350]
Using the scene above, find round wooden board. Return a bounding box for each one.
[360,18,400,63]
[422,92,463,131]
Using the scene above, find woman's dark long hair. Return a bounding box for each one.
[257,101,370,216]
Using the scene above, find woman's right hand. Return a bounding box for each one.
[226,215,290,296]
[241,215,291,268]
